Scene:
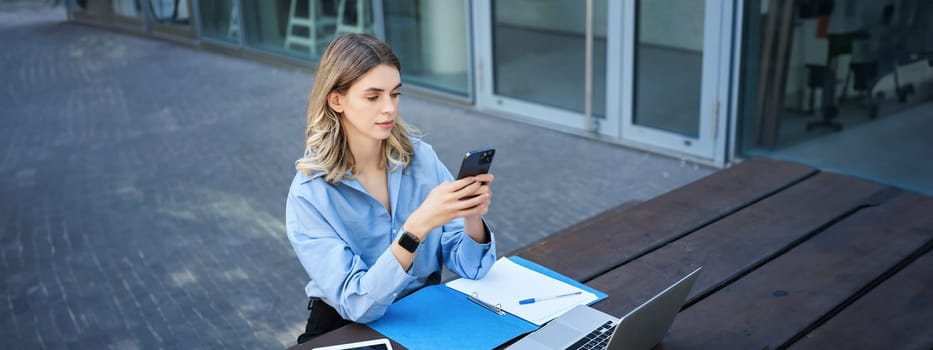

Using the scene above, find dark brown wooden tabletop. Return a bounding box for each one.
[291,157,933,350]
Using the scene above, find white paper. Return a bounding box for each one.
[446,258,598,326]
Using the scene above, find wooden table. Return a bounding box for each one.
[293,157,933,350]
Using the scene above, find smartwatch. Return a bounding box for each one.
[397,231,421,253]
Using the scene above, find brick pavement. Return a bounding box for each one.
[0,2,713,349]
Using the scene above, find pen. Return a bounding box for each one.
[519,291,583,305]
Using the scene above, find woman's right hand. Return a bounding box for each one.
[403,177,490,239]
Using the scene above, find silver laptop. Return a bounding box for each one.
[507,267,701,350]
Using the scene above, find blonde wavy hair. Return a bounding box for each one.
[295,34,418,183]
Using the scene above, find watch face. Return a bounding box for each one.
[398,232,420,253]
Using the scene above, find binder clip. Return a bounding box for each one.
[468,292,505,316]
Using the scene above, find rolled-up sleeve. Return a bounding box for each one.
[286,189,416,323]
[440,217,497,279]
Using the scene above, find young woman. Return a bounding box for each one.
[286,34,498,344]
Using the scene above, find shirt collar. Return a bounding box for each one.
[333,166,404,216]
[301,169,353,185]
[303,165,405,215]
[300,170,327,184]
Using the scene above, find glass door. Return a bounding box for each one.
[68,0,145,28]
[473,0,617,137]
[147,0,197,39]
[69,0,107,20]
[616,0,732,160]
[71,0,197,38]
[108,0,146,28]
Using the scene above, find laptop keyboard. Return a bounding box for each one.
[566,320,617,350]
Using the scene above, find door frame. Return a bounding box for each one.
[615,0,733,162]
[471,0,621,138]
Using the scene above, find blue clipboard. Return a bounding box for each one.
[367,256,607,350]
[367,284,536,350]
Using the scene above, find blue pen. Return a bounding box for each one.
[519,291,583,305]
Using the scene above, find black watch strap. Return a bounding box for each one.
[398,231,421,253]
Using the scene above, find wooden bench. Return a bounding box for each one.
[661,192,933,349]
[788,241,933,349]
[293,158,933,349]
[515,157,817,282]
[580,172,892,317]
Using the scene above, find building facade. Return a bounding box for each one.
[67,0,933,193]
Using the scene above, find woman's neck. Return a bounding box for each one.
[348,136,384,175]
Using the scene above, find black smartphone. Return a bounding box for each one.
[456,147,496,180]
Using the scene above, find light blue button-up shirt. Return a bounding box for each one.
[286,139,497,323]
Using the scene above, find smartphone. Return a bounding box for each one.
[456,147,496,180]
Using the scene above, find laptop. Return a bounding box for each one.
[506,267,701,350]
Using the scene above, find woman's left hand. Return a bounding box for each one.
[464,173,494,217]
[463,173,493,243]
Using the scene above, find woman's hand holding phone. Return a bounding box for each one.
[465,173,494,214]
[462,173,493,244]
[402,174,494,240]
